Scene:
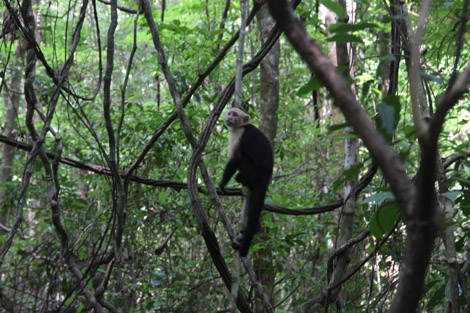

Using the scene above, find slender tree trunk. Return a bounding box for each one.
[253,1,280,311]
[304,1,359,311]
[0,39,26,228]
[257,6,279,144]
[326,0,359,309]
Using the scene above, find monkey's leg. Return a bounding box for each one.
[241,186,251,225]
[232,186,251,250]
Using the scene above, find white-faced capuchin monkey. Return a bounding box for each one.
[219,107,274,257]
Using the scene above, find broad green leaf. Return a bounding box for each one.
[159,190,169,204]
[344,163,363,181]
[72,200,89,208]
[375,95,401,143]
[445,191,461,202]
[327,34,363,44]
[328,122,349,132]
[330,22,378,33]
[296,76,322,96]
[421,71,444,84]
[65,297,74,306]
[369,203,399,239]
[382,14,407,23]
[362,191,395,204]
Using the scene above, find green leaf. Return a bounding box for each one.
[379,53,396,63]
[40,25,53,33]
[369,203,399,239]
[79,246,88,259]
[362,191,395,204]
[321,0,345,19]
[458,195,470,217]
[330,22,378,33]
[273,194,290,206]
[65,297,74,306]
[296,76,322,96]
[285,232,307,246]
[159,190,169,204]
[334,133,358,142]
[375,95,401,143]
[382,14,407,23]
[446,191,461,203]
[421,71,444,84]
[72,200,88,208]
[344,163,363,181]
[426,283,446,311]
[328,122,349,132]
[327,34,363,44]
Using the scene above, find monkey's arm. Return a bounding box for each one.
[219,156,240,192]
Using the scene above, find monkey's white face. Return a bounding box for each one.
[225,108,249,128]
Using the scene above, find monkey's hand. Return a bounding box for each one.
[219,182,228,195]
[231,230,244,251]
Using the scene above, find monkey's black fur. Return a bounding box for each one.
[220,124,273,257]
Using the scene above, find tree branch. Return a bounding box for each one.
[267,0,416,218]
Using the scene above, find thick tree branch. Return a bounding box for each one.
[267,0,416,218]
[266,1,459,312]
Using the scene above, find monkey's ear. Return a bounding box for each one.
[243,114,250,123]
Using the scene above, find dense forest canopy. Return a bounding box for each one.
[0,0,469,312]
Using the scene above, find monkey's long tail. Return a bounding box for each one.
[239,184,268,257]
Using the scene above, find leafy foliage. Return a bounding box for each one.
[0,0,469,312]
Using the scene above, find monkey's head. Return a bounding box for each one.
[225,108,250,128]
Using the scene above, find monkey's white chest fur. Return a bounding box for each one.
[228,127,245,159]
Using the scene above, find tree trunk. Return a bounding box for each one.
[257,5,279,144]
[0,39,26,227]
[304,1,359,311]
[325,0,359,309]
[253,1,280,311]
